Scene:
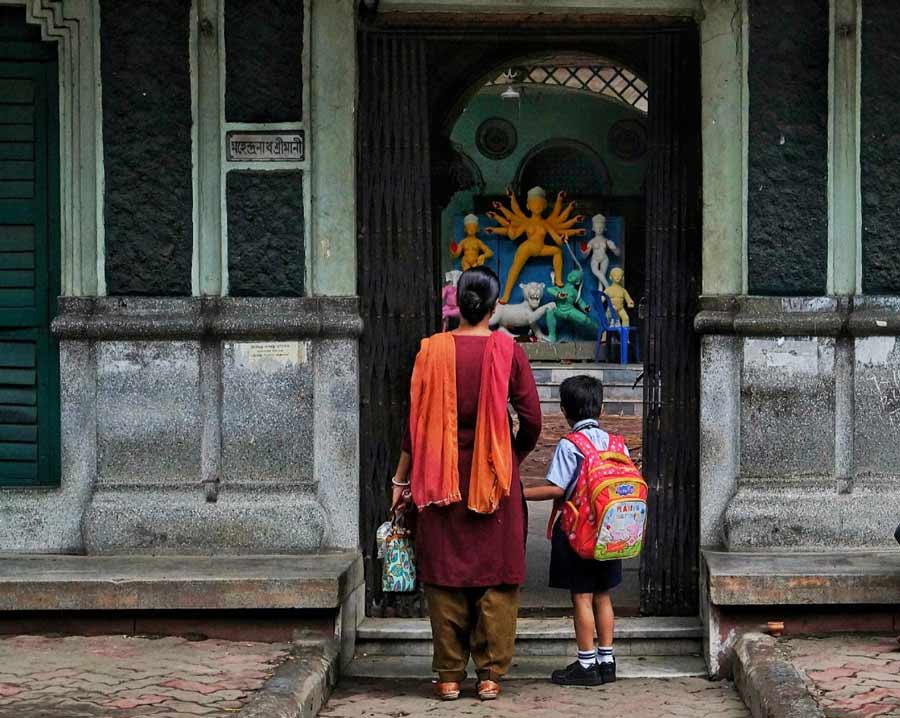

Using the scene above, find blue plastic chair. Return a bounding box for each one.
[590,290,640,365]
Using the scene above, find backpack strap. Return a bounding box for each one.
[606,434,626,454]
[564,431,600,460]
[545,431,600,540]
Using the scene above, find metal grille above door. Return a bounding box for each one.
[640,29,702,616]
[357,32,436,617]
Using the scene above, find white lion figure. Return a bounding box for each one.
[490,282,555,341]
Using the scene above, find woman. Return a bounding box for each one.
[390,267,542,701]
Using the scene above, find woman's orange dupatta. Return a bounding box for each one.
[408,332,515,514]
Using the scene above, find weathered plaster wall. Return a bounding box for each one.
[860,1,900,294]
[224,0,303,123]
[226,172,305,297]
[99,0,193,296]
[747,0,828,295]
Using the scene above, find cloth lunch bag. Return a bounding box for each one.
[379,505,416,593]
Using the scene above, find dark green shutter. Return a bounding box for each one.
[0,51,60,487]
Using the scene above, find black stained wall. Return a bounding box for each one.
[100,0,193,295]
[224,0,303,123]
[861,2,900,294]
[747,0,828,295]
[227,172,305,296]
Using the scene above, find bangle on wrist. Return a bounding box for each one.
[391,477,411,487]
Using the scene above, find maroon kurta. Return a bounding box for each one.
[402,336,542,587]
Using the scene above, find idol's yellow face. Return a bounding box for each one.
[526,196,547,214]
[464,222,478,234]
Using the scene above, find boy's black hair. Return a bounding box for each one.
[559,375,604,423]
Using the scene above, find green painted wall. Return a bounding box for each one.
[442,87,647,273]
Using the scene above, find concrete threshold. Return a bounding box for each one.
[356,616,704,659]
[359,615,702,640]
[0,552,363,611]
[345,654,707,680]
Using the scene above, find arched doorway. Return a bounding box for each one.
[357,23,700,619]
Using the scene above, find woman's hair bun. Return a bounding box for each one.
[456,267,500,324]
[460,290,482,314]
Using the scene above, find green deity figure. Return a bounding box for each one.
[544,268,598,343]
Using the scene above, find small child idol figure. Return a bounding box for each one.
[450,215,493,271]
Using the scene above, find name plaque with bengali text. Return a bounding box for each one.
[226,131,305,162]
[234,341,308,370]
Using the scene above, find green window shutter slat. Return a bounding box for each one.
[0,225,34,250]
[0,205,34,222]
[0,252,34,269]
[0,387,35,405]
[0,443,36,461]
[0,460,37,483]
[0,424,37,442]
[0,181,33,198]
[0,341,35,367]
[0,78,34,102]
[0,270,33,287]
[0,144,33,161]
[0,105,34,123]
[0,125,33,141]
[0,405,36,424]
[0,368,36,385]
[0,161,34,180]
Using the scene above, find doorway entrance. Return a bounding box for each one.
[358,15,700,619]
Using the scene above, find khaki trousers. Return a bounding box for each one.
[424,583,520,683]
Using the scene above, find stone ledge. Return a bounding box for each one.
[695,295,900,337]
[704,549,900,607]
[0,553,363,611]
[51,297,364,340]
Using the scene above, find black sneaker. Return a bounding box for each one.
[598,658,617,683]
[551,660,602,686]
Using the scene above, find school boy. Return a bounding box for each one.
[524,375,624,686]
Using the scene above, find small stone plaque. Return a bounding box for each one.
[234,341,308,369]
[226,131,305,162]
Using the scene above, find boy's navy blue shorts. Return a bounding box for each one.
[549,519,623,594]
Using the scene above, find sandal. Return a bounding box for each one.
[477,679,501,701]
[434,681,460,701]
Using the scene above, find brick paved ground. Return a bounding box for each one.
[784,635,900,718]
[0,634,290,717]
[320,678,750,718]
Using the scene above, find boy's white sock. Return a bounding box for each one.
[597,646,615,664]
[577,649,597,669]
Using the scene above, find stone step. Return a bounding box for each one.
[345,654,707,680]
[356,617,701,658]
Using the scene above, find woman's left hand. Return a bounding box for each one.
[391,484,411,511]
